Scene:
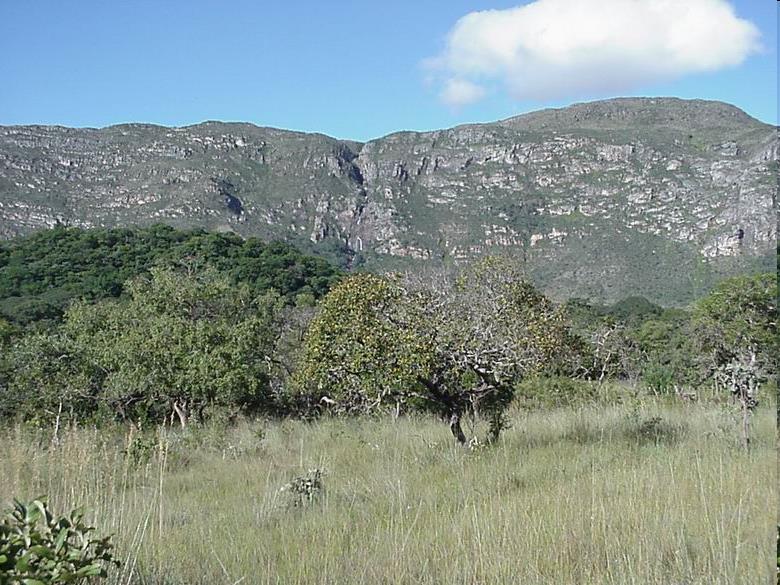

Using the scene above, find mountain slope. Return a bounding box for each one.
[0,97,776,304]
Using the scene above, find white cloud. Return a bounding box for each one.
[428,0,761,104]
[440,78,487,107]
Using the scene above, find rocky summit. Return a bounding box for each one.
[0,98,776,305]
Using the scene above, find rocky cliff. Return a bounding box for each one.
[0,98,776,304]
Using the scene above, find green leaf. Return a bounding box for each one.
[15,555,30,571]
[28,544,54,558]
[54,527,68,553]
[29,499,48,525]
[74,563,104,577]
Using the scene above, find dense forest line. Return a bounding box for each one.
[0,227,775,440]
[0,225,342,326]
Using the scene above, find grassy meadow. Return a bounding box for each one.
[0,398,776,585]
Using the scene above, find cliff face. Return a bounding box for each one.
[1,98,776,304]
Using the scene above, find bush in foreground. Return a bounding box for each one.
[0,498,117,584]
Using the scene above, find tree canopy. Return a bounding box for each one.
[294,258,574,443]
[693,272,777,378]
[2,268,289,425]
[0,225,341,326]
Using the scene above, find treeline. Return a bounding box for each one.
[0,225,341,326]
[0,227,775,439]
[563,276,776,393]
[1,267,301,424]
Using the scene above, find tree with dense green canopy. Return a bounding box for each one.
[2,331,98,422]
[3,267,289,425]
[690,272,776,449]
[693,272,777,379]
[294,258,573,444]
[292,273,431,414]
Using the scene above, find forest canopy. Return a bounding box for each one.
[0,225,342,325]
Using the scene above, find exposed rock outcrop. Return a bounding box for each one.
[1,98,776,304]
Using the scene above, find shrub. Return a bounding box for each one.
[514,376,617,408]
[623,410,685,445]
[0,498,118,583]
[279,469,326,508]
[641,361,676,394]
[123,433,159,467]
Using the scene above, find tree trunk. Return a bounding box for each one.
[741,399,750,451]
[486,410,505,445]
[51,401,63,448]
[449,412,467,445]
[172,400,189,429]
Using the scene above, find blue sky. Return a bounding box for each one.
[0,0,775,141]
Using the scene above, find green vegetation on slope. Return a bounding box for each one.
[0,225,341,325]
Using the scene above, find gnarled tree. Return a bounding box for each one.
[294,258,572,444]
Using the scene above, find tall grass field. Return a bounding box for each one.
[1,400,775,584]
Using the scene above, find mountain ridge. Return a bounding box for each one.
[1,97,776,305]
[11,96,772,140]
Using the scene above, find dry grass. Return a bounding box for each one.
[0,399,775,584]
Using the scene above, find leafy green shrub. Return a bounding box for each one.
[641,361,676,394]
[3,332,100,425]
[0,267,292,427]
[514,376,618,408]
[123,433,159,467]
[0,498,118,583]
